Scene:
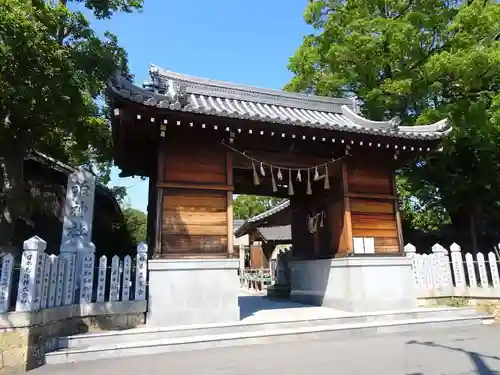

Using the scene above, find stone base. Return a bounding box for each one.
[266,284,291,300]
[0,301,146,374]
[289,257,417,312]
[147,259,240,327]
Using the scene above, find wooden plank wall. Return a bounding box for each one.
[161,189,228,255]
[158,136,232,258]
[163,143,227,185]
[350,199,399,253]
[345,160,401,254]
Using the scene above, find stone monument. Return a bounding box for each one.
[60,168,96,301]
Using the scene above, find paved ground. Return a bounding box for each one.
[238,293,347,322]
[33,325,500,375]
[238,293,468,322]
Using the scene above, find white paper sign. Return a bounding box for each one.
[363,237,375,254]
[353,237,365,254]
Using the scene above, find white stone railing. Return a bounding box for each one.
[404,243,500,298]
[0,236,148,313]
[240,268,272,292]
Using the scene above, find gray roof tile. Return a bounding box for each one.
[109,66,451,140]
[234,200,290,238]
[257,225,291,242]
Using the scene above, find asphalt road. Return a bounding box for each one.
[34,325,500,375]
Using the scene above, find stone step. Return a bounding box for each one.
[45,309,492,365]
[57,307,482,349]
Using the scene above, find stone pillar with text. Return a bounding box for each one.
[60,168,96,303]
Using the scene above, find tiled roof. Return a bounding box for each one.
[109,66,451,140]
[234,200,290,238]
[257,225,291,242]
[246,200,290,223]
[232,219,245,234]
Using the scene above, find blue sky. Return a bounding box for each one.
[84,1,312,212]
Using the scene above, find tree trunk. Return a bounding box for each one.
[0,145,27,249]
[469,209,479,255]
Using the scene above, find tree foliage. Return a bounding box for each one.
[287,0,500,250]
[0,0,142,245]
[233,195,282,220]
[122,207,147,245]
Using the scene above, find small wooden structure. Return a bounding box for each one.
[108,66,451,325]
[234,200,291,268]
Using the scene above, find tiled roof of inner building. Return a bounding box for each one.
[109,65,452,140]
[257,225,292,242]
[233,200,290,238]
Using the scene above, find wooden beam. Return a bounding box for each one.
[152,252,229,260]
[345,192,397,200]
[231,150,341,170]
[157,181,233,191]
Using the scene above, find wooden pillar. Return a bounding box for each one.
[226,151,234,256]
[339,161,353,255]
[153,138,165,258]
[392,172,404,254]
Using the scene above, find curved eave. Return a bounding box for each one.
[234,200,291,238]
[234,221,251,239]
[108,76,452,141]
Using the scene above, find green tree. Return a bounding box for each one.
[110,186,128,205]
[287,0,500,251]
[122,207,147,244]
[0,0,142,246]
[233,195,282,220]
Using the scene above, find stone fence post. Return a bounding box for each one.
[60,240,78,305]
[135,242,148,301]
[450,243,466,288]
[0,253,14,313]
[79,243,96,304]
[15,236,47,312]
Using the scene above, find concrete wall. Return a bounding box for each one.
[0,301,146,374]
[147,259,240,327]
[289,257,417,312]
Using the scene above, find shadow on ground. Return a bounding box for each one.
[407,339,500,375]
[238,295,309,320]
